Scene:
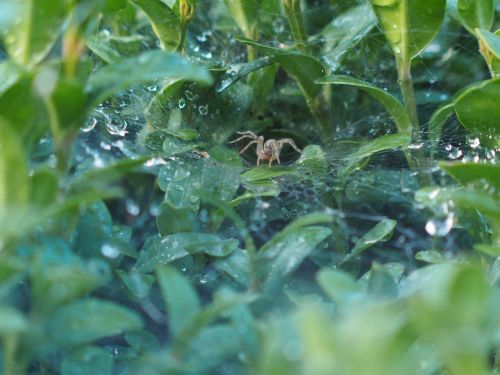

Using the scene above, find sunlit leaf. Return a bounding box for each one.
[457,0,494,34]
[128,0,181,51]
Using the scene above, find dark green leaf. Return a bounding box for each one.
[415,250,446,263]
[156,202,199,235]
[316,268,365,305]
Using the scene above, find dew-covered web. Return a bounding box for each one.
[74,0,497,271]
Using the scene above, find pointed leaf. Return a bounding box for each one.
[86,51,212,108]
[457,0,494,34]
[156,265,201,336]
[128,0,181,51]
[317,75,411,136]
[349,218,397,258]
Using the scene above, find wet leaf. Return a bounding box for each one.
[156,265,200,336]
[135,233,239,272]
[242,166,296,182]
[317,75,411,136]
[369,0,446,61]
[216,57,273,92]
[349,218,397,258]
[256,221,332,296]
[296,145,327,174]
[457,0,494,34]
[129,0,181,51]
[319,3,377,70]
[45,299,143,347]
[454,78,500,146]
[439,162,500,190]
[3,0,67,66]
[86,51,212,108]
[116,270,155,299]
[156,202,199,235]
[86,32,146,64]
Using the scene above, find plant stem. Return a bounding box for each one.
[282,0,309,52]
[397,62,420,136]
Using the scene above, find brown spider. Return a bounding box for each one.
[229,131,302,167]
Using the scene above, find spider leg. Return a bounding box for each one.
[278,138,302,153]
[271,143,281,165]
[257,157,260,166]
[238,140,258,154]
[228,134,257,144]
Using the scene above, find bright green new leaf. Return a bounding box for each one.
[369,0,446,62]
[454,78,500,146]
[128,0,182,51]
[86,51,212,108]
[45,299,143,347]
[476,29,500,77]
[2,0,67,66]
[135,233,239,272]
[349,218,397,258]
[457,0,494,34]
[156,265,201,336]
[316,75,412,136]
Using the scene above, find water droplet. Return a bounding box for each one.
[178,98,186,108]
[106,114,128,136]
[185,90,195,101]
[198,105,208,115]
[272,18,285,33]
[425,214,453,237]
[81,117,97,132]
[126,199,140,216]
[101,243,120,259]
[466,135,480,149]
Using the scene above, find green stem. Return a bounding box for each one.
[282,0,309,52]
[397,61,420,136]
[305,92,332,141]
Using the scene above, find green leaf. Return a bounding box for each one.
[367,263,398,298]
[213,249,250,286]
[86,32,146,64]
[457,0,494,34]
[296,145,327,174]
[369,0,446,61]
[128,0,181,51]
[256,221,332,296]
[45,299,143,347]
[349,218,397,258]
[0,61,23,95]
[319,3,377,70]
[454,78,500,146]
[156,202,199,235]
[224,0,259,38]
[476,29,500,78]
[86,51,212,108]
[236,37,325,98]
[0,119,29,209]
[116,270,155,299]
[242,166,296,182]
[316,75,411,136]
[135,233,239,272]
[125,329,161,352]
[316,268,365,305]
[156,265,200,336]
[341,134,411,175]
[0,306,28,335]
[61,346,113,375]
[415,250,446,263]
[2,0,67,66]
[439,162,500,190]
[216,57,273,93]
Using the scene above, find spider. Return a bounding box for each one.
[229,131,302,167]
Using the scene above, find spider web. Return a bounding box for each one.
[73,0,498,272]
